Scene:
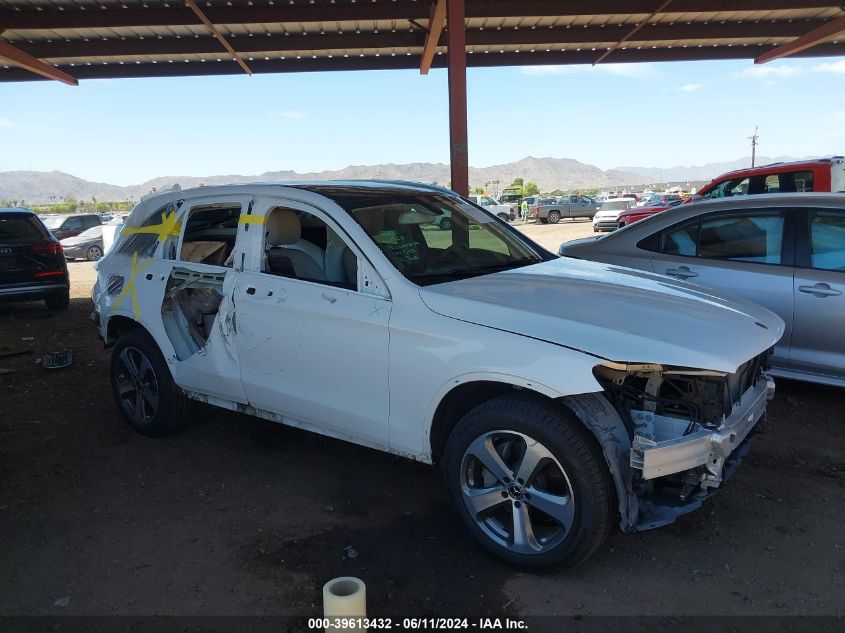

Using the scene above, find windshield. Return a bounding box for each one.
[599,200,630,211]
[42,216,66,229]
[76,226,103,239]
[318,189,551,286]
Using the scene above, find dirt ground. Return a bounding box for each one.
[1,225,844,625]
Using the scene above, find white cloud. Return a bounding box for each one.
[815,60,845,74]
[663,83,703,93]
[736,64,802,78]
[0,116,14,128]
[520,62,658,78]
[592,63,659,78]
[273,110,306,119]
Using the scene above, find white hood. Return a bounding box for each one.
[419,258,784,374]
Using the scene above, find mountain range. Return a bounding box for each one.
[0,155,800,204]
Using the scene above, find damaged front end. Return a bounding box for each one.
[594,353,774,530]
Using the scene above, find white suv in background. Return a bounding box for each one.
[92,181,781,568]
[593,197,637,232]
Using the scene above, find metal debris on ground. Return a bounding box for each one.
[343,546,359,559]
[42,350,73,370]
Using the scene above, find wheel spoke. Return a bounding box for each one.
[511,502,541,553]
[466,435,512,483]
[515,438,553,486]
[119,349,140,380]
[138,354,155,383]
[526,487,575,529]
[464,486,507,516]
[133,391,146,420]
[116,378,135,397]
[141,384,159,413]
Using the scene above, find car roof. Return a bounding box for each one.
[0,207,36,215]
[711,156,844,181]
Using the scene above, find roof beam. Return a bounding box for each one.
[3,42,845,84]
[594,0,675,65]
[420,0,446,75]
[1,1,841,31]
[0,37,77,85]
[755,12,845,63]
[14,20,831,62]
[183,0,251,75]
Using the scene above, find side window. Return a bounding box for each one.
[179,203,242,266]
[781,170,814,193]
[480,196,495,206]
[659,219,699,257]
[120,200,182,259]
[764,175,780,193]
[64,217,83,230]
[808,211,845,271]
[698,212,784,264]
[262,206,356,290]
[84,216,100,228]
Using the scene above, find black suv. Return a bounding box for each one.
[0,208,70,310]
[42,213,102,241]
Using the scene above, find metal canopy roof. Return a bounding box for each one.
[1,0,844,83]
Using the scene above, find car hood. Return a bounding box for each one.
[418,258,784,374]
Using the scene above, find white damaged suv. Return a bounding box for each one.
[93,182,782,568]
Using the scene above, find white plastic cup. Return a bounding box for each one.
[322,576,366,632]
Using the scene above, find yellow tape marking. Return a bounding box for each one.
[239,215,265,225]
[122,210,182,243]
[113,252,152,319]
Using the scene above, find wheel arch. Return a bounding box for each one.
[428,379,636,531]
[105,314,145,346]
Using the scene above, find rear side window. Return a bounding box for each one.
[179,203,242,265]
[660,219,699,256]
[655,211,785,264]
[118,201,181,259]
[808,211,845,271]
[0,214,47,243]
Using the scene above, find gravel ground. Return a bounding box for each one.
[1,230,843,623]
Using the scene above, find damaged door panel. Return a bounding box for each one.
[160,264,246,404]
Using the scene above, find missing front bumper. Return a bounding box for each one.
[630,376,774,482]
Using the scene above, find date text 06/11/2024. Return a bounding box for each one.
[307,617,528,630]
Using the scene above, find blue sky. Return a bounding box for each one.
[1,56,843,185]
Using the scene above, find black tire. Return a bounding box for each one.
[539,218,548,224]
[443,393,614,569]
[547,211,561,224]
[439,218,453,231]
[110,327,189,437]
[45,289,70,311]
[86,245,104,261]
[497,213,509,222]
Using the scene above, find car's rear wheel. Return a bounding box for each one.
[547,211,561,224]
[110,328,188,437]
[439,218,452,231]
[443,394,614,568]
[497,213,509,222]
[45,289,70,311]
[86,245,103,261]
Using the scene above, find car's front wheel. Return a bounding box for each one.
[443,394,614,569]
[110,328,188,437]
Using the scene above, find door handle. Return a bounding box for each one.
[665,266,698,279]
[798,283,841,298]
[245,287,256,295]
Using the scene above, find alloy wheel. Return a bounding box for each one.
[115,347,160,425]
[460,430,576,555]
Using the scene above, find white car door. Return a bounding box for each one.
[647,209,794,369]
[155,195,252,403]
[790,208,845,380]
[233,196,392,447]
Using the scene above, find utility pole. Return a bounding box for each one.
[749,126,759,167]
